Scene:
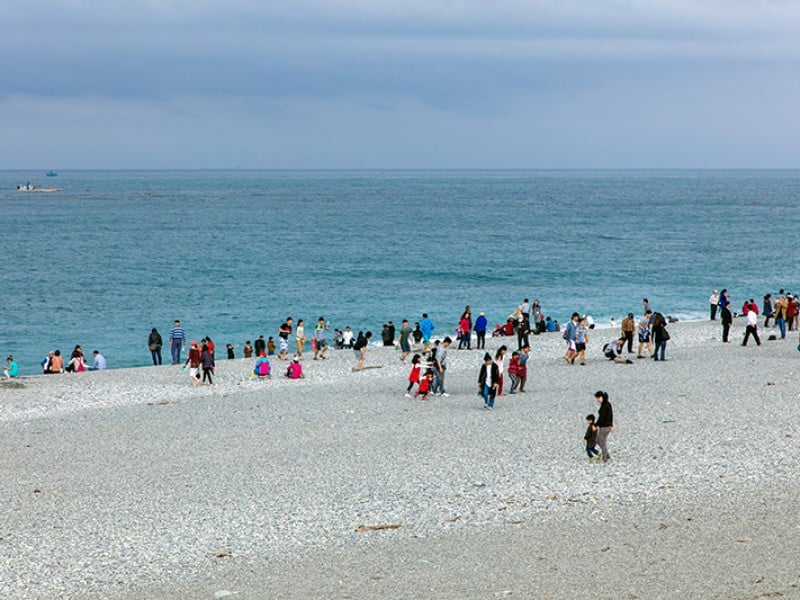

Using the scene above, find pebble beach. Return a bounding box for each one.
[2,319,800,599]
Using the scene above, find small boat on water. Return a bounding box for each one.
[46,171,58,177]
[17,183,62,193]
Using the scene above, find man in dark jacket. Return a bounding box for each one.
[594,390,614,463]
[478,353,500,410]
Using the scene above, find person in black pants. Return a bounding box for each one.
[721,305,732,342]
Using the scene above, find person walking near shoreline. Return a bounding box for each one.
[563,312,579,364]
[397,319,413,362]
[278,318,293,360]
[517,344,530,392]
[169,320,185,365]
[594,390,614,463]
[148,327,163,366]
[575,317,588,365]
[742,308,761,346]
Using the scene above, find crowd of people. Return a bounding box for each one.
[710,288,799,346]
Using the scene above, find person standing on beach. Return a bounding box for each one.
[397,319,413,362]
[200,341,214,385]
[431,336,451,396]
[458,307,472,350]
[787,295,797,331]
[773,293,788,339]
[763,294,774,328]
[342,326,354,349]
[243,341,253,358]
[419,314,435,351]
[313,317,329,360]
[584,414,600,461]
[563,312,579,364]
[148,328,163,366]
[278,318,293,360]
[517,344,530,392]
[642,298,651,315]
[651,312,670,360]
[495,345,507,396]
[169,320,185,365]
[254,336,266,356]
[742,308,762,346]
[478,352,500,410]
[637,311,654,357]
[295,319,306,358]
[719,290,733,342]
[621,313,635,353]
[516,314,530,351]
[185,341,201,387]
[709,290,719,321]
[594,391,614,463]
[474,312,488,349]
[575,318,588,365]
[532,300,545,334]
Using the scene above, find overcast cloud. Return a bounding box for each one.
[2,1,799,168]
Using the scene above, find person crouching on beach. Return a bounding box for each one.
[604,337,633,363]
[584,414,600,461]
[416,369,433,400]
[252,352,271,378]
[185,341,201,387]
[478,352,499,410]
[594,391,614,463]
[405,354,421,397]
[4,356,19,379]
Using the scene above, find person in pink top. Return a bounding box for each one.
[286,356,304,379]
[457,306,472,350]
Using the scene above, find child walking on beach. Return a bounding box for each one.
[404,354,421,397]
[584,414,600,461]
[508,351,520,394]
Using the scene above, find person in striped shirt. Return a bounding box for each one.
[169,320,186,364]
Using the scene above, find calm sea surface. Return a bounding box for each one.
[2,170,799,372]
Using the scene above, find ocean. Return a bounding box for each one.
[2,169,799,372]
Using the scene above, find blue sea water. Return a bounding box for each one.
[2,169,799,373]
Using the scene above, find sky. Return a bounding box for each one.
[2,0,799,169]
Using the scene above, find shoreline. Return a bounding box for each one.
[2,319,799,598]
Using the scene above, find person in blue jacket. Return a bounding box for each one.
[474,312,488,349]
[419,313,435,351]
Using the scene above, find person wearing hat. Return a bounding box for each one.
[3,356,19,379]
[474,311,488,350]
[286,356,304,379]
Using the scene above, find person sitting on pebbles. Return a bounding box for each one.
[286,356,304,379]
[4,356,19,380]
